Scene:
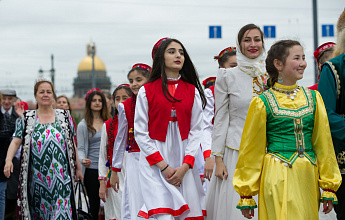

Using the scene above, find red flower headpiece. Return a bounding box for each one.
[152,37,169,59]
[202,77,217,86]
[117,84,130,88]
[214,47,236,60]
[132,63,152,73]
[313,42,336,62]
[84,88,102,100]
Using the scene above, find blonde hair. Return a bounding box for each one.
[334,10,345,57]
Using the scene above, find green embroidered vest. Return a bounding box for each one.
[260,87,317,165]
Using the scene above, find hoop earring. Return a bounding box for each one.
[278,72,283,84]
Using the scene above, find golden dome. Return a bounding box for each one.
[77,55,106,72]
[77,42,106,72]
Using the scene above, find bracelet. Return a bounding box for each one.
[98,176,107,181]
[161,164,169,172]
[324,189,336,194]
[240,196,253,199]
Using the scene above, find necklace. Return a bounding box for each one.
[272,85,300,101]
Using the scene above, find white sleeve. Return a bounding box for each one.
[134,86,163,165]
[111,103,128,171]
[183,88,203,167]
[211,68,229,157]
[201,88,214,159]
[98,124,108,177]
[195,146,205,176]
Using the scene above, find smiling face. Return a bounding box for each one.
[277,45,307,85]
[240,28,263,59]
[35,82,54,107]
[128,70,148,95]
[164,41,185,73]
[2,95,15,111]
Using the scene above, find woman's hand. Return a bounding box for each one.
[110,172,120,193]
[166,163,189,187]
[14,102,24,118]
[82,158,92,168]
[323,200,334,214]
[215,156,228,180]
[241,209,254,219]
[204,157,215,180]
[3,159,13,178]
[99,180,108,202]
[75,166,83,182]
[200,176,205,184]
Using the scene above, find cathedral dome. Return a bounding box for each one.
[77,42,106,72]
[77,55,106,72]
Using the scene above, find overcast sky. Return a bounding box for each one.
[0,0,343,101]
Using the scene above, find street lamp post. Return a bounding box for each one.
[38,54,55,86]
[89,42,96,89]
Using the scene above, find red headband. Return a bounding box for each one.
[152,37,169,59]
[214,47,236,60]
[132,63,152,73]
[84,88,102,100]
[202,77,216,86]
[313,42,336,61]
[117,84,130,88]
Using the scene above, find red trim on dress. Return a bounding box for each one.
[146,151,164,166]
[203,150,211,160]
[183,155,195,169]
[138,204,190,219]
[111,167,121,172]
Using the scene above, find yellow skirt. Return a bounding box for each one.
[258,154,320,220]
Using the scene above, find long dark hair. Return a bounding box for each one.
[266,40,301,86]
[84,91,109,136]
[148,38,206,108]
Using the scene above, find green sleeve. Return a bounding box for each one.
[318,63,345,140]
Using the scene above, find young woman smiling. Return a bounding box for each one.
[206,24,267,220]
[233,40,341,219]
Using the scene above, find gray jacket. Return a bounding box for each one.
[77,119,90,175]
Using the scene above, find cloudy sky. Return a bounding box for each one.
[0,0,343,101]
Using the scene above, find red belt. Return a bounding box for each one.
[169,117,177,122]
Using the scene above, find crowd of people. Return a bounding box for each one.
[0,9,345,220]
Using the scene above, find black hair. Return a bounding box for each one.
[216,51,236,68]
[148,38,206,108]
[112,86,132,115]
[127,68,150,80]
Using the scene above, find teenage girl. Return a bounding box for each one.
[110,64,151,220]
[99,85,132,220]
[202,47,237,181]
[77,88,109,219]
[134,38,207,220]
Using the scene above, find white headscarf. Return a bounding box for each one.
[236,39,267,79]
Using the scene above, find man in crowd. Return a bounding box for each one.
[0,89,19,220]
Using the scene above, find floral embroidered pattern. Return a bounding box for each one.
[264,87,314,118]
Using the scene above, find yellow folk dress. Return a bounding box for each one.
[233,83,342,220]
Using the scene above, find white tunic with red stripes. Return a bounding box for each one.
[134,81,206,220]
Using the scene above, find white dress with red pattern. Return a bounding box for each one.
[134,79,206,220]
